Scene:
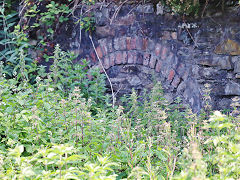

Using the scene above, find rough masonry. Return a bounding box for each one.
[62,3,240,112]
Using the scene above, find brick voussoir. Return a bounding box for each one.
[114,37,126,51]
[127,51,137,64]
[143,53,151,66]
[155,43,162,56]
[96,46,103,59]
[122,51,128,64]
[168,69,175,82]
[109,52,115,67]
[149,54,157,69]
[115,51,123,65]
[155,59,162,72]
[161,46,168,60]
[103,56,110,69]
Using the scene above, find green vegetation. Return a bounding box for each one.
[0,46,240,179]
[0,0,240,179]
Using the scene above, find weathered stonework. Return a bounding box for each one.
[66,3,240,112]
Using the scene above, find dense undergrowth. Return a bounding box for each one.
[0,44,240,179]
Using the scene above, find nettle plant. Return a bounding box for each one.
[164,0,200,15]
[0,4,37,80]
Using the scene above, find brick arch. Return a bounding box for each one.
[86,36,202,112]
[88,36,187,90]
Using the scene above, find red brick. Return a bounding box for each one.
[114,37,126,51]
[133,51,137,64]
[107,40,113,53]
[149,55,157,69]
[109,53,115,67]
[161,46,168,60]
[104,56,110,69]
[131,37,136,50]
[128,51,137,64]
[122,51,128,64]
[98,39,108,55]
[171,75,180,88]
[136,53,143,65]
[168,69,175,82]
[142,38,148,51]
[148,39,155,51]
[155,60,162,72]
[136,37,143,50]
[96,46,103,59]
[126,37,131,50]
[101,46,107,56]
[116,52,122,65]
[143,53,151,66]
[155,43,162,56]
[90,51,97,63]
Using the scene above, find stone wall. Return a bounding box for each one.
[66,3,240,112]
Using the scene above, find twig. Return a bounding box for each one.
[183,18,199,48]
[89,35,115,108]
[126,0,142,16]
[110,0,128,25]
[201,0,209,18]
[79,6,83,50]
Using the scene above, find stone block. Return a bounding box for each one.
[215,39,240,55]
[234,60,240,73]
[225,82,240,95]
[127,75,141,86]
[115,14,136,26]
[95,26,115,38]
[197,58,218,67]
[232,56,240,63]
[218,56,232,70]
